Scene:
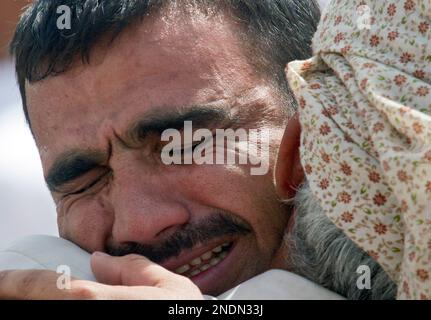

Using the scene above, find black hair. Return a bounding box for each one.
[10,0,320,124]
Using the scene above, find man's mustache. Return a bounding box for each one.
[105,212,252,263]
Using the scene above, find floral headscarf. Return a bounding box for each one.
[287,0,431,299]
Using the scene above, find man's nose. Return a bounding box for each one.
[108,164,190,245]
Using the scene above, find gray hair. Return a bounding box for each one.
[285,182,397,299]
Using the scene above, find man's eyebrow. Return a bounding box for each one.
[46,151,107,193]
[126,105,234,145]
[45,106,240,192]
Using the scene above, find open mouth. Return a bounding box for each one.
[160,237,242,294]
[174,242,233,278]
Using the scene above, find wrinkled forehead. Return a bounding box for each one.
[25,12,278,172]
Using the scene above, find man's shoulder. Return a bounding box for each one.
[215,269,344,300]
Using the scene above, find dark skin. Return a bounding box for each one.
[0,10,304,299]
[0,114,303,300]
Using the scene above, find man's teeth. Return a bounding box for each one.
[174,242,231,276]
[175,264,190,274]
[190,257,202,266]
[212,246,222,253]
[189,269,201,277]
[201,251,212,260]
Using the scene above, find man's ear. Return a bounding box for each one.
[274,113,304,200]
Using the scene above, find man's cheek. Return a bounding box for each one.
[60,202,111,253]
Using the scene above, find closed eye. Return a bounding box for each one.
[181,138,207,154]
[64,170,111,196]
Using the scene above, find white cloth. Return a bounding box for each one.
[0,235,95,281]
